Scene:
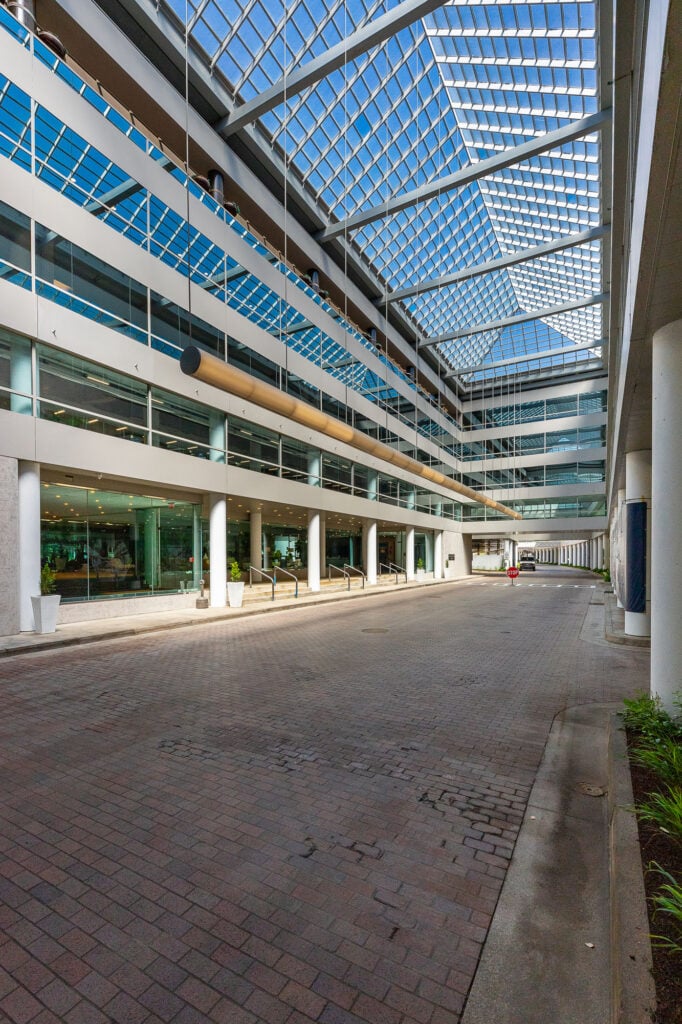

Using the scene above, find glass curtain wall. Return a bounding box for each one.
[41,482,204,600]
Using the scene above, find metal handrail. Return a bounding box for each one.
[249,565,275,601]
[378,562,399,584]
[389,562,408,583]
[343,565,365,589]
[328,563,351,591]
[273,564,298,598]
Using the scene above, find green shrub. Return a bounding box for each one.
[40,564,57,595]
[648,863,682,954]
[632,739,682,787]
[622,693,682,744]
[637,786,682,841]
[229,561,242,582]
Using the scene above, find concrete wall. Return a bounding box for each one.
[0,456,19,636]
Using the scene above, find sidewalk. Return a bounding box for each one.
[1,573,470,657]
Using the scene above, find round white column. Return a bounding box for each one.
[433,531,443,579]
[18,461,41,631]
[615,489,626,607]
[651,321,682,711]
[406,526,415,580]
[363,520,377,585]
[624,450,652,637]
[209,493,226,607]
[319,513,326,573]
[597,534,604,571]
[307,511,320,592]
[250,510,262,570]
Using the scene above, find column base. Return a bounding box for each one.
[624,610,651,638]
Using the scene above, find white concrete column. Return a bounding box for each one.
[319,513,326,572]
[308,510,321,591]
[406,526,415,580]
[19,461,41,631]
[651,321,682,710]
[363,520,377,585]
[209,493,227,607]
[250,510,262,570]
[615,488,626,607]
[434,531,443,579]
[597,534,604,571]
[367,470,378,503]
[624,450,652,637]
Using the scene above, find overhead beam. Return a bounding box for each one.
[318,108,611,241]
[181,345,523,519]
[420,292,609,348]
[381,225,610,304]
[215,0,449,136]
[444,339,605,377]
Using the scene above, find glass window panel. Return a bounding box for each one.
[37,346,147,426]
[151,387,224,459]
[35,225,148,342]
[0,328,32,414]
[227,416,279,474]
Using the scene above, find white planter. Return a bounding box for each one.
[31,594,61,634]
[227,581,245,608]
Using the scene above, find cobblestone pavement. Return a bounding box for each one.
[0,571,649,1024]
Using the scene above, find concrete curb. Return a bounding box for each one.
[604,593,651,648]
[461,704,656,1024]
[608,713,656,1024]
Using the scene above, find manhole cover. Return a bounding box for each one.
[362,628,389,634]
[579,782,606,797]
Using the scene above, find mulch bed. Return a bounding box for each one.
[626,732,682,1024]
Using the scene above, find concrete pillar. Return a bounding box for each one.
[624,451,651,637]
[651,321,682,710]
[250,510,262,570]
[363,520,377,585]
[209,493,226,607]
[597,534,604,571]
[0,458,20,636]
[319,513,326,572]
[406,526,415,580]
[18,461,40,631]
[308,510,320,592]
[434,531,443,579]
[615,488,626,607]
[367,470,378,503]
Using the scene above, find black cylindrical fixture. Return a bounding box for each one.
[307,268,320,292]
[8,1,35,29]
[208,169,224,205]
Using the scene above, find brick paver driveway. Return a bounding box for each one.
[0,572,648,1024]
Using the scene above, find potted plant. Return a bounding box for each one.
[227,561,245,608]
[416,557,425,579]
[31,565,61,634]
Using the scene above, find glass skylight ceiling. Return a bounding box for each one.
[167,0,605,386]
